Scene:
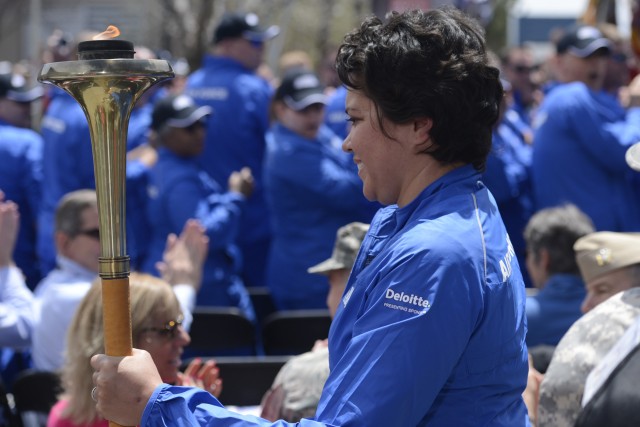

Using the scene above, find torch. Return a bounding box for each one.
[38,28,173,427]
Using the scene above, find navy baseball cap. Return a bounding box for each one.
[213,12,280,44]
[0,72,44,103]
[556,25,611,57]
[275,70,327,111]
[151,95,212,131]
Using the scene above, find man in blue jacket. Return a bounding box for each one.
[143,94,255,320]
[185,12,279,289]
[0,71,44,289]
[91,8,530,426]
[532,25,640,232]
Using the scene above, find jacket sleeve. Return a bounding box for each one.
[142,384,338,427]
[163,177,245,251]
[0,266,34,348]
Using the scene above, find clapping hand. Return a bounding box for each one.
[177,357,223,398]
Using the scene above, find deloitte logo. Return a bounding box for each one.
[385,289,430,308]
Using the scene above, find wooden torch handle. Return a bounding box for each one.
[101,277,132,427]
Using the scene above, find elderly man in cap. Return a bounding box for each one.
[575,232,640,313]
[185,12,279,291]
[260,222,369,422]
[531,25,640,233]
[536,231,640,426]
[0,70,44,289]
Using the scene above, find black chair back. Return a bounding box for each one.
[11,370,61,427]
[186,306,257,357]
[246,287,277,327]
[262,310,332,356]
[184,355,290,406]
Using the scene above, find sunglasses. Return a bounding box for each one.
[140,315,184,341]
[244,38,264,49]
[76,228,100,240]
[512,64,538,74]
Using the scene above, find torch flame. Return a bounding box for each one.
[93,25,121,40]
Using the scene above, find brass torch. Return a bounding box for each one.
[38,40,173,426]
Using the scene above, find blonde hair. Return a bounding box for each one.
[60,272,181,425]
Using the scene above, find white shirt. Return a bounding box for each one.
[32,255,97,371]
[0,266,35,349]
[32,255,196,371]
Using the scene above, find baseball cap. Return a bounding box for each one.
[150,95,212,131]
[556,25,611,57]
[213,12,280,44]
[275,70,327,112]
[574,232,640,283]
[0,72,44,103]
[308,222,369,275]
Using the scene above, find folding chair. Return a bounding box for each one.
[186,306,257,357]
[11,369,62,427]
[246,287,277,327]
[261,310,332,356]
[192,355,291,407]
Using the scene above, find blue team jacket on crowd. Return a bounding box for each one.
[139,165,530,427]
[484,110,533,286]
[263,123,377,309]
[186,55,274,287]
[143,148,253,317]
[323,85,349,140]
[38,88,94,276]
[0,119,43,289]
[526,274,586,347]
[532,82,640,232]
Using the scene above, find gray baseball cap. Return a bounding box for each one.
[308,222,369,275]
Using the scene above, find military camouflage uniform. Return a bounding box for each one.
[538,288,640,426]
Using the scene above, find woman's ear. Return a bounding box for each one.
[413,117,434,153]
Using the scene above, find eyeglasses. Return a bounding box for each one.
[76,228,100,240]
[244,38,264,49]
[140,315,184,342]
[512,64,538,74]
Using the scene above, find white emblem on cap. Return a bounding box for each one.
[11,74,25,89]
[294,74,320,90]
[173,95,194,110]
[245,13,259,26]
[577,26,602,40]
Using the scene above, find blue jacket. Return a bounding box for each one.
[484,110,533,286]
[532,82,640,231]
[263,124,376,309]
[143,149,253,318]
[0,120,43,289]
[526,274,586,347]
[186,55,273,288]
[38,89,94,275]
[139,165,530,427]
[323,85,349,140]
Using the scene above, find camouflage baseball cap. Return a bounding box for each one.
[574,232,640,282]
[307,222,369,275]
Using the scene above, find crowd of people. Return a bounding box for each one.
[1,4,640,426]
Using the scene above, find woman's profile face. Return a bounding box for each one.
[136,312,191,384]
[343,90,415,206]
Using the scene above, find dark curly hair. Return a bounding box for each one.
[335,7,503,171]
